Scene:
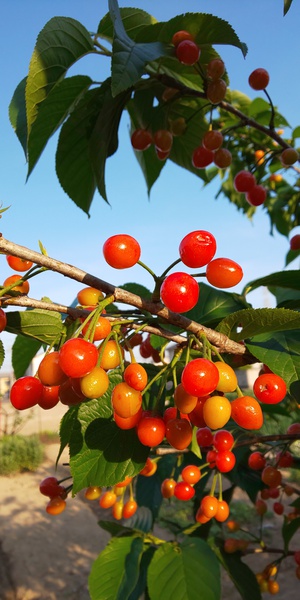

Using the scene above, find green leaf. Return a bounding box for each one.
[127,89,167,194]
[89,535,143,600]
[243,270,300,295]
[108,0,170,96]
[98,7,157,41]
[57,405,79,465]
[216,307,300,342]
[11,336,42,379]
[129,546,156,600]
[225,447,264,503]
[5,309,63,345]
[98,520,134,537]
[0,339,4,370]
[68,372,149,493]
[246,330,300,391]
[147,539,221,600]
[124,506,153,533]
[285,248,300,266]
[284,0,294,15]
[120,282,152,300]
[89,81,132,201]
[292,125,300,139]
[136,469,163,520]
[9,77,28,156]
[215,546,261,600]
[135,13,247,57]
[26,17,94,135]
[56,79,130,210]
[186,283,249,328]
[117,537,144,600]
[282,516,300,552]
[55,87,104,213]
[27,75,92,177]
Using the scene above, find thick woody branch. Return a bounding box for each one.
[0,235,245,354]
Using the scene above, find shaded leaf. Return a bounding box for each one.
[285,248,300,266]
[12,336,42,379]
[292,125,300,139]
[9,77,28,156]
[120,282,152,300]
[57,405,79,465]
[109,0,170,96]
[0,339,4,370]
[186,283,249,328]
[128,546,156,600]
[282,516,300,552]
[284,0,294,15]
[124,506,153,533]
[56,87,105,213]
[117,536,144,600]
[215,546,261,600]
[216,307,300,342]
[6,309,64,345]
[89,81,132,201]
[27,75,92,176]
[98,520,134,537]
[246,330,300,392]
[147,539,221,600]
[26,17,94,135]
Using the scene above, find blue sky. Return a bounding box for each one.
[0,0,299,370]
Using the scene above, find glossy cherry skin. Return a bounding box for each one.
[253,373,287,404]
[179,230,216,268]
[10,376,43,410]
[103,234,141,269]
[160,272,199,313]
[181,358,219,397]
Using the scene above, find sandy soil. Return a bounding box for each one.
[0,444,110,600]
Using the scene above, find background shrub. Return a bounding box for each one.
[0,435,44,476]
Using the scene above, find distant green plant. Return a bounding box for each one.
[0,435,44,475]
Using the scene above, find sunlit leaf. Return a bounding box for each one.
[147,539,221,600]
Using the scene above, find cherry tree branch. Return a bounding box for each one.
[0,295,188,345]
[155,74,291,150]
[0,235,247,355]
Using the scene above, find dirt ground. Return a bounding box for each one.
[0,402,300,600]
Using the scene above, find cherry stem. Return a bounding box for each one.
[263,88,276,131]
[160,258,182,278]
[137,260,158,282]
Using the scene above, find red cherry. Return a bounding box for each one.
[175,39,200,65]
[174,481,195,501]
[160,272,199,313]
[192,146,214,168]
[0,308,7,333]
[10,376,43,410]
[103,234,141,269]
[131,128,152,151]
[215,450,236,473]
[172,30,195,47]
[290,234,300,251]
[181,358,219,397]
[248,451,266,471]
[206,258,243,289]
[234,170,256,193]
[179,230,216,268]
[213,429,234,452]
[248,68,270,90]
[153,130,173,153]
[59,338,98,378]
[246,185,267,206]
[253,373,287,404]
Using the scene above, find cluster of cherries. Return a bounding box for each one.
[130,29,299,218]
[248,421,300,519]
